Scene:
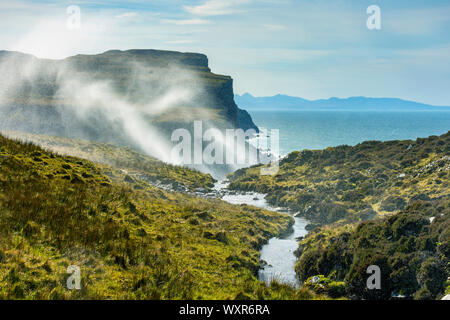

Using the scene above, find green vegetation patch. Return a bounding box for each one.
[295,197,449,300]
[3,131,215,191]
[0,134,313,300]
[228,132,450,225]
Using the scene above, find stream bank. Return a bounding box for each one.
[213,181,309,288]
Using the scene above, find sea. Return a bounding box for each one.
[248,110,450,156]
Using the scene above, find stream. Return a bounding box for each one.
[135,174,309,287]
[213,181,309,287]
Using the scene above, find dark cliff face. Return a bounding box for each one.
[0,49,258,148]
[237,108,259,133]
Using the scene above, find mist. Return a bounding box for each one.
[0,49,261,179]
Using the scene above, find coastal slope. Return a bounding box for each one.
[229,132,449,225]
[228,132,449,299]
[0,133,298,299]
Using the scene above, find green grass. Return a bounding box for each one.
[227,132,449,299]
[0,133,326,300]
[228,132,450,225]
[3,131,216,191]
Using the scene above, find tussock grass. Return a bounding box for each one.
[0,134,322,300]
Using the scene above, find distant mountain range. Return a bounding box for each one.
[235,93,450,111]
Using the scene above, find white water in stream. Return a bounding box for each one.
[214,181,308,287]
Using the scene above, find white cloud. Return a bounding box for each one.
[163,18,211,25]
[1,0,450,105]
[10,16,112,59]
[115,12,138,19]
[184,0,251,16]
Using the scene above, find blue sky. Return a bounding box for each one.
[1,0,450,105]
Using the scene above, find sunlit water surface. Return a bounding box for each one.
[214,181,307,287]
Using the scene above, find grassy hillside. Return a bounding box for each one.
[228,132,449,299]
[228,132,450,225]
[3,131,215,191]
[0,133,324,300]
[295,197,449,300]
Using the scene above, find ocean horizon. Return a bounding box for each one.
[248,109,450,156]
